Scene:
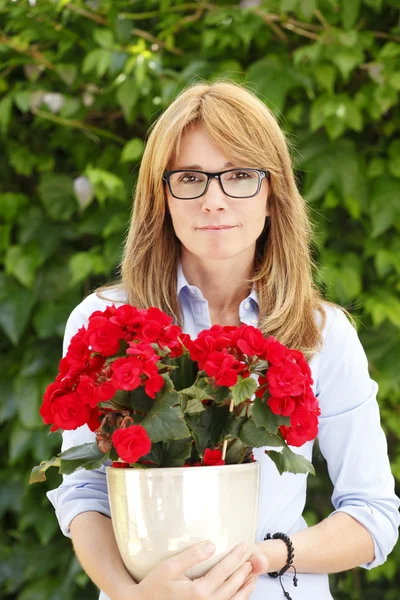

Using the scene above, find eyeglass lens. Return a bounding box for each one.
[168,169,260,199]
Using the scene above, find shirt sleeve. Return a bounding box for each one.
[46,293,116,538]
[316,307,400,569]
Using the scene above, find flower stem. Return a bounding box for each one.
[222,396,235,461]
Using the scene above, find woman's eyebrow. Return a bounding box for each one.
[173,162,235,170]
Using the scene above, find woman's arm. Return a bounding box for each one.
[258,511,374,573]
[253,307,399,576]
[70,511,138,600]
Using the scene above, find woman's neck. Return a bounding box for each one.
[180,252,253,317]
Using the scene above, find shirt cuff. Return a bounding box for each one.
[329,503,400,569]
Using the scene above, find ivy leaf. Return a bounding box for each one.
[268,445,315,476]
[38,174,77,221]
[5,244,43,288]
[117,78,139,123]
[121,138,144,163]
[0,274,35,344]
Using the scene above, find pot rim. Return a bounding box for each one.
[106,461,260,475]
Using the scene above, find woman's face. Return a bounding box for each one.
[165,124,270,264]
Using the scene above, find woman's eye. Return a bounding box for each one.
[229,171,249,180]
[179,173,199,183]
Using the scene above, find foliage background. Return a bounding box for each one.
[1,0,400,598]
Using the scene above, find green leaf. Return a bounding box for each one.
[117,78,139,123]
[38,174,77,221]
[314,64,336,94]
[341,0,360,29]
[240,419,284,448]
[332,47,364,80]
[8,144,37,176]
[82,48,112,77]
[231,376,258,406]
[13,90,32,113]
[142,387,191,442]
[86,166,126,203]
[370,178,400,237]
[185,405,230,454]
[121,138,144,163]
[196,378,232,405]
[59,442,108,474]
[5,244,43,288]
[0,192,28,222]
[0,94,12,134]
[93,29,114,48]
[0,274,35,344]
[224,438,248,464]
[268,445,315,475]
[299,0,317,20]
[388,140,400,178]
[179,384,208,414]
[29,456,61,484]
[379,42,400,59]
[56,63,78,86]
[143,438,192,467]
[14,375,43,429]
[33,301,72,338]
[252,397,290,433]
[9,423,33,464]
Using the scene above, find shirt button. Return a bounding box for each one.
[244,302,250,310]
[251,318,257,325]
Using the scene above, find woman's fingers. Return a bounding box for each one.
[212,560,253,599]
[232,574,257,599]
[199,542,248,594]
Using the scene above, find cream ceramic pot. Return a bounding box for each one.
[106,462,260,582]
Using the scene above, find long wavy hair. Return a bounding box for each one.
[99,80,334,359]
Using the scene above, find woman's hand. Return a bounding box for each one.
[132,540,258,600]
[238,541,270,590]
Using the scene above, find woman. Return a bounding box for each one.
[47,81,400,600]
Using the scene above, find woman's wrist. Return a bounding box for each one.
[260,538,288,573]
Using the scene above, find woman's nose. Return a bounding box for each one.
[201,178,229,212]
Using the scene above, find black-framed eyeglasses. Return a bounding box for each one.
[162,168,269,200]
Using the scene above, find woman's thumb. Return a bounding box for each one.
[166,541,216,575]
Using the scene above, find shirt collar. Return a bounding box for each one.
[177,261,259,306]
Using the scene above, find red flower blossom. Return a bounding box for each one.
[87,316,123,356]
[267,360,308,398]
[112,425,152,463]
[203,350,241,387]
[51,392,90,431]
[203,448,225,466]
[264,337,287,366]
[280,407,319,447]
[268,395,296,417]
[66,327,91,367]
[144,374,165,398]
[235,325,268,357]
[111,357,142,391]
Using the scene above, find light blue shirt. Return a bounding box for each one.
[47,265,400,600]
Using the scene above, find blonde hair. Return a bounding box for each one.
[99,80,338,359]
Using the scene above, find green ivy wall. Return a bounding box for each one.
[0,0,399,598]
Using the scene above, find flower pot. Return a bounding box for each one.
[106,461,260,582]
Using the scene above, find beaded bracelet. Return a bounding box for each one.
[264,532,298,600]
